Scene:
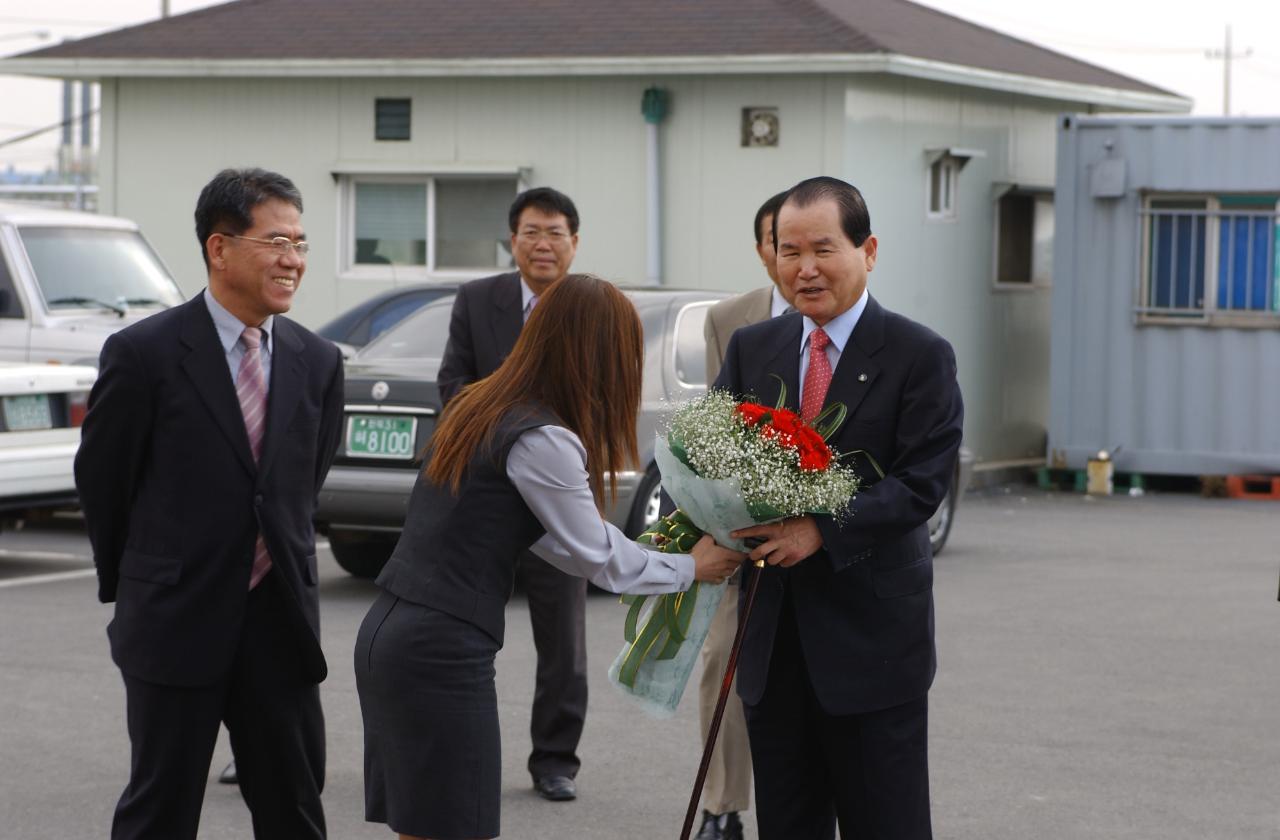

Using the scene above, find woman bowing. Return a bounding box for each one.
[354,273,743,840]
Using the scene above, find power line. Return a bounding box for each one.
[0,110,99,150]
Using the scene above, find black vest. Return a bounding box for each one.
[375,406,556,645]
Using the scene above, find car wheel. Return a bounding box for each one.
[625,466,663,538]
[928,471,959,557]
[328,529,397,578]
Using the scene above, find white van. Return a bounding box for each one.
[0,202,185,365]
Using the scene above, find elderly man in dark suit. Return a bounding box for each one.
[720,176,963,840]
[436,186,588,802]
[75,168,344,840]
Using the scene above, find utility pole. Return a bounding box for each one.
[1205,25,1253,116]
[161,0,170,17]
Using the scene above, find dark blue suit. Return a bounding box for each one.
[715,295,962,839]
[75,293,344,839]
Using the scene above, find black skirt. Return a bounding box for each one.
[355,590,502,839]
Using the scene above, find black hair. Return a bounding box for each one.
[753,190,789,246]
[508,187,580,235]
[194,168,303,269]
[774,176,872,250]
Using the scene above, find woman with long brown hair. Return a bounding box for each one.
[354,274,742,840]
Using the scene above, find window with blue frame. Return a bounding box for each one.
[1142,194,1280,320]
[1216,196,1277,312]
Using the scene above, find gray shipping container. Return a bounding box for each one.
[1050,115,1280,475]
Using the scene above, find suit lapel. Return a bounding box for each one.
[258,319,308,480]
[750,315,802,412]
[827,297,886,422]
[823,295,888,461]
[490,272,523,356]
[179,296,256,477]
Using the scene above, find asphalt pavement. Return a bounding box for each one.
[1,487,1277,839]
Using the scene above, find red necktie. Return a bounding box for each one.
[236,327,272,589]
[801,327,832,423]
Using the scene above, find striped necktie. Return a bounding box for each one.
[236,326,272,589]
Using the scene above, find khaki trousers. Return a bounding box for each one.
[697,576,753,815]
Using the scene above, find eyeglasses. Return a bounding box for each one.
[226,234,310,257]
[516,227,571,244]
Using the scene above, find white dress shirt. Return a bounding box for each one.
[519,275,538,323]
[506,424,695,595]
[798,288,868,397]
[769,285,791,319]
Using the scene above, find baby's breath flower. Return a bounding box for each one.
[668,390,860,521]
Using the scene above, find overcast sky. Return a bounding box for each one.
[1,0,1277,172]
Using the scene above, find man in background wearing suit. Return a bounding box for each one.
[75,168,345,840]
[436,186,587,803]
[693,189,791,840]
[721,177,963,840]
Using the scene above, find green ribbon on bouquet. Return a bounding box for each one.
[617,509,706,689]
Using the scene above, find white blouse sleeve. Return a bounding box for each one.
[506,425,694,595]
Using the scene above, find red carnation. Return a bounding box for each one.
[797,439,833,471]
[736,402,772,426]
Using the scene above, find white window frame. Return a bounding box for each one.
[337,170,526,282]
[926,157,959,221]
[923,147,983,223]
[1136,192,1280,327]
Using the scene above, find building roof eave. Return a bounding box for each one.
[0,53,1191,112]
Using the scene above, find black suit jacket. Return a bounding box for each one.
[74,294,345,687]
[437,271,523,405]
[715,295,963,715]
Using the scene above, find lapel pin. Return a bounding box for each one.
[858,373,868,382]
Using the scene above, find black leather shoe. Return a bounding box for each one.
[694,809,744,840]
[218,761,237,785]
[533,775,576,801]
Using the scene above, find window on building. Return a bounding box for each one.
[995,189,1054,286]
[375,98,411,141]
[355,182,427,266]
[343,176,518,277]
[925,148,983,221]
[928,157,958,219]
[1140,194,1280,323]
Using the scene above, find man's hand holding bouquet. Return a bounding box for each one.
[608,384,870,715]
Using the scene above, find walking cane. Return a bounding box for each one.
[678,555,767,840]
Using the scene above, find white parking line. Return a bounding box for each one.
[0,549,88,562]
[0,568,96,590]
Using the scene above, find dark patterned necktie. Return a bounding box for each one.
[801,327,832,423]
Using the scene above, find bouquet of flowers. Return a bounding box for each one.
[608,386,867,716]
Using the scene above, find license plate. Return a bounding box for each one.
[345,414,418,460]
[2,394,53,431]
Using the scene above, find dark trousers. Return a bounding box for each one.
[744,592,931,840]
[517,550,588,780]
[111,572,326,840]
